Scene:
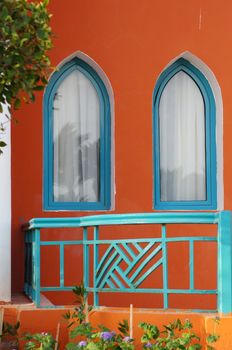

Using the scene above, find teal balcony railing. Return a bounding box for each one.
[24,211,232,313]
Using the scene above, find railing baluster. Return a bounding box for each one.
[93,226,99,306]
[218,210,232,313]
[24,230,30,296]
[60,243,65,288]
[189,240,194,290]
[162,224,168,309]
[83,227,89,291]
[34,228,41,307]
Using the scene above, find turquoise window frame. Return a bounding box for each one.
[43,58,111,211]
[153,58,217,210]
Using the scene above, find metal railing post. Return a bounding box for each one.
[24,230,30,296]
[162,224,168,308]
[34,228,41,307]
[218,210,232,313]
[83,227,89,291]
[93,226,99,306]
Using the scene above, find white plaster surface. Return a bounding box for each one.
[0,104,11,301]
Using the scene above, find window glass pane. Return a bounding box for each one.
[159,71,206,201]
[53,69,100,202]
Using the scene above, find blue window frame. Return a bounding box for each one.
[43,57,111,210]
[153,58,217,210]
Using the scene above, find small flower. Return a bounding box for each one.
[123,336,132,343]
[144,342,152,348]
[41,332,48,336]
[100,331,115,340]
[78,341,87,347]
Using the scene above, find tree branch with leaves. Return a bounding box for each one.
[0,0,53,153]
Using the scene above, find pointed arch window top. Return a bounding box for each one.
[153,58,217,210]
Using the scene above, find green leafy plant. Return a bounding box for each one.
[139,318,220,350]
[66,321,134,350]
[117,320,130,338]
[0,0,53,153]
[23,332,56,350]
[139,318,218,350]
[63,283,93,328]
[64,284,134,350]
[206,317,220,350]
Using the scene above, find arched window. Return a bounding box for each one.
[44,57,111,210]
[153,58,217,210]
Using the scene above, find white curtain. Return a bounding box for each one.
[159,71,206,201]
[53,69,100,202]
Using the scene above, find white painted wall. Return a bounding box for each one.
[0,104,11,301]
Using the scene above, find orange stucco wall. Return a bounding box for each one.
[11,0,232,307]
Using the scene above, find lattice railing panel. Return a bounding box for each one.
[96,241,163,289]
